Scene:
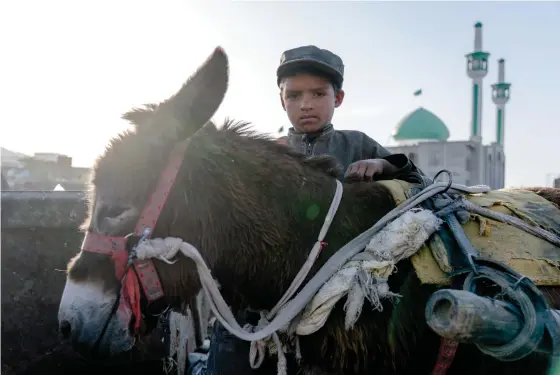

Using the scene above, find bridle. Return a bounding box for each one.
[79,138,191,353]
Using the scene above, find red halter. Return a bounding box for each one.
[80,138,190,333]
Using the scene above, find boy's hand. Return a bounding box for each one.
[344,159,395,182]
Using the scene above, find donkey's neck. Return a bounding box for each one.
[208,176,396,314]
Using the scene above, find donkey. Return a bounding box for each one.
[58,47,560,375]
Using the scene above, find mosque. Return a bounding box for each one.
[385,22,511,189]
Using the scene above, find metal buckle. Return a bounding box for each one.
[124,227,153,265]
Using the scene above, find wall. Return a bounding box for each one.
[386,141,474,185]
[1,191,167,374]
[483,143,505,190]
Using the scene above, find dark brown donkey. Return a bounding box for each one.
[58,47,560,375]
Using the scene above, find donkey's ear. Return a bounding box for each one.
[164,47,229,138]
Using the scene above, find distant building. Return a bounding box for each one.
[554,177,560,189]
[32,152,73,166]
[1,149,91,190]
[1,147,28,168]
[384,22,510,189]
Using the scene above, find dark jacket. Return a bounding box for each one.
[283,124,426,184]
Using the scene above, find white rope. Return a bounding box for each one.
[291,208,443,336]
[244,179,344,374]
[134,182,511,374]
[164,304,198,375]
[168,310,190,375]
[266,179,344,319]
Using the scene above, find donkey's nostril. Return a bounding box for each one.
[60,320,72,339]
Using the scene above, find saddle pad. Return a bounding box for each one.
[377,181,560,286]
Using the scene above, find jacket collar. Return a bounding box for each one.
[287,123,335,144]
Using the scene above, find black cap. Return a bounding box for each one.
[277,45,344,88]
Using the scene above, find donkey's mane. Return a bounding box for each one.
[96,112,342,185]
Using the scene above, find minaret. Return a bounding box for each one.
[466,22,490,142]
[466,22,490,184]
[491,59,511,145]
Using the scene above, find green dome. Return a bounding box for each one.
[392,107,450,141]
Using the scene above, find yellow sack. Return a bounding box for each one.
[377,180,560,286]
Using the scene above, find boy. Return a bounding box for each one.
[203,46,424,375]
[276,45,423,183]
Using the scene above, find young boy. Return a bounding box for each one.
[202,46,424,375]
[276,45,423,183]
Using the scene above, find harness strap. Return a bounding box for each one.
[81,136,192,346]
[432,338,459,375]
[125,266,142,332]
[131,138,191,302]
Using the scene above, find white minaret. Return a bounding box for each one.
[491,59,511,145]
[490,58,511,189]
[466,22,490,184]
[466,22,490,142]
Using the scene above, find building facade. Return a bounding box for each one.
[384,22,510,189]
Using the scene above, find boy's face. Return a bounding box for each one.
[280,73,344,133]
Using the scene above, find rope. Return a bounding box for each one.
[266,179,344,319]
[246,311,287,374]
[292,207,443,336]
[461,199,560,248]
[167,310,190,375]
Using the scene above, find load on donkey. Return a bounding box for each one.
[57,47,560,375]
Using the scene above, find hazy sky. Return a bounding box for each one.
[1,0,559,187]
